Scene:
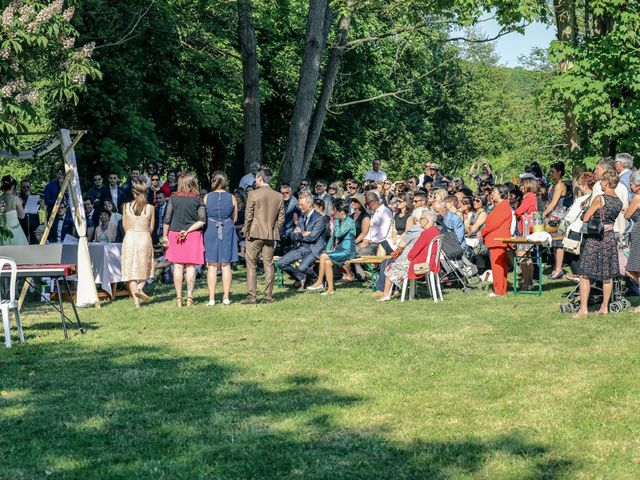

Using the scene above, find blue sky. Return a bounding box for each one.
[480,18,557,66]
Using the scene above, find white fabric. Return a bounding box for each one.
[60,128,99,307]
[525,231,552,245]
[592,180,628,235]
[364,170,387,182]
[366,204,393,243]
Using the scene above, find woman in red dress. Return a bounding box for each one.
[481,185,513,297]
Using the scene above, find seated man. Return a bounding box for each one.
[276,192,327,290]
[357,191,393,256]
[433,199,465,248]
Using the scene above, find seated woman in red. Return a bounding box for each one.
[480,185,513,297]
[378,209,440,301]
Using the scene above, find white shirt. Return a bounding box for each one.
[110,186,119,207]
[364,170,387,182]
[239,173,256,190]
[592,180,629,235]
[365,204,393,243]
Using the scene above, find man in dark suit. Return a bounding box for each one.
[121,167,141,203]
[102,172,125,213]
[48,203,74,243]
[276,191,327,291]
[153,191,167,244]
[242,167,285,304]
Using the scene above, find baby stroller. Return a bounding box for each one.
[559,277,630,313]
[438,231,479,292]
[560,240,631,313]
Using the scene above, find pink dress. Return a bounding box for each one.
[164,193,205,265]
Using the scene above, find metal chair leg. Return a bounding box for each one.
[2,304,11,348]
[13,307,24,343]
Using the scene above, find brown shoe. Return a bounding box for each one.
[262,298,273,304]
[240,297,257,305]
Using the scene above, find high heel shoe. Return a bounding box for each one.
[186,297,195,307]
[307,284,325,292]
[176,297,183,308]
[135,290,151,303]
[547,271,564,280]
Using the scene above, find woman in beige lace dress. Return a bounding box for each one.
[121,181,155,307]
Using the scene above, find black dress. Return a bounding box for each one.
[351,210,370,238]
[578,194,623,281]
[394,212,410,235]
[625,206,640,272]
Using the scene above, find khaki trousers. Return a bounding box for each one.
[245,238,276,300]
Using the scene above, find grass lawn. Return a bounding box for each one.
[1,271,640,479]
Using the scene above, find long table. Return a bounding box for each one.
[497,235,564,296]
[63,243,122,296]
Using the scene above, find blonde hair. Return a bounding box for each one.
[177,172,200,196]
[130,180,149,216]
[601,170,619,189]
[521,178,538,194]
[433,189,448,202]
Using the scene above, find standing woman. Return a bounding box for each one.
[121,181,155,307]
[480,185,513,297]
[544,161,569,279]
[162,172,206,307]
[624,171,640,311]
[204,171,238,306]
[573,170,623,317]
[0,175,27,245]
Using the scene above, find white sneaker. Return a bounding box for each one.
[207,299,216,306]
[222,299,231,305]
[487,293,497,298]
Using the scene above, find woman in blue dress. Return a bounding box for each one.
[204,171,238,306]
[307,199,356,296]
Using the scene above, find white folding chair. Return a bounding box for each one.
[0,257,24,348]
[401,235,443,302]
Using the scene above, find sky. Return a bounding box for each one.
[477,18,557,66]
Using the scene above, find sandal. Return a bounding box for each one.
[186,296,195,307]
[176,297,183,308]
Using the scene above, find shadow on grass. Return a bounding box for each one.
[0,343,576,479]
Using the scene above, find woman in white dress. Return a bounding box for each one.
[0,175,28,246]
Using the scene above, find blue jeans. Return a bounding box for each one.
[376,259,393,292]
[276,248,318,283]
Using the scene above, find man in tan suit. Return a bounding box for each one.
[242,167,285,304]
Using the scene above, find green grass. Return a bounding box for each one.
[2,271,640,479]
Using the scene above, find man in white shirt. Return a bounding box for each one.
[314,179,333,214]
[239,162,260,190]
[358,191,392,255]
[614,153,634,197]
[593,157,629,239]
[364,159,387,183]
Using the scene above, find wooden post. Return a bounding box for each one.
[17,173,72,309]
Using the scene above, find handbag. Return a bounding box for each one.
[585,196,605,239]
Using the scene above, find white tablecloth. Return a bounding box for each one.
[64,243,122,296]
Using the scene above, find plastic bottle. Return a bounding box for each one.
[523,215,530,237]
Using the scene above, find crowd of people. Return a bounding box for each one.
[0,153,638,314]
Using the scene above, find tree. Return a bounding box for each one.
[0,0,100,147]
[237,0,262,172]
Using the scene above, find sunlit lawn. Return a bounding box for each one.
[1,270,640,479]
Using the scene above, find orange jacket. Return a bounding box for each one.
[481,199,512,249]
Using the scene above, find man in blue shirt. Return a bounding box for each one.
[433,200,465,248]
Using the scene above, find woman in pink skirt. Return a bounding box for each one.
[161,172,205,307]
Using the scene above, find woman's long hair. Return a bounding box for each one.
[131,180,149,216]
[177,172,199,196]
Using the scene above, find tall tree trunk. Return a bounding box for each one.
[237,0,262,172]
[300,13,352,184]
[554,0,580,152]
[279,0,329,186]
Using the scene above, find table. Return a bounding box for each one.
[497,236,563,296]
[63,243,122,296]
[274,255,391,292]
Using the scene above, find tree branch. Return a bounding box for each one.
[95,1,155,50]
[442,23,532,43]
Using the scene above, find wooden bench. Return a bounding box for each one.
[273,255,391,291]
